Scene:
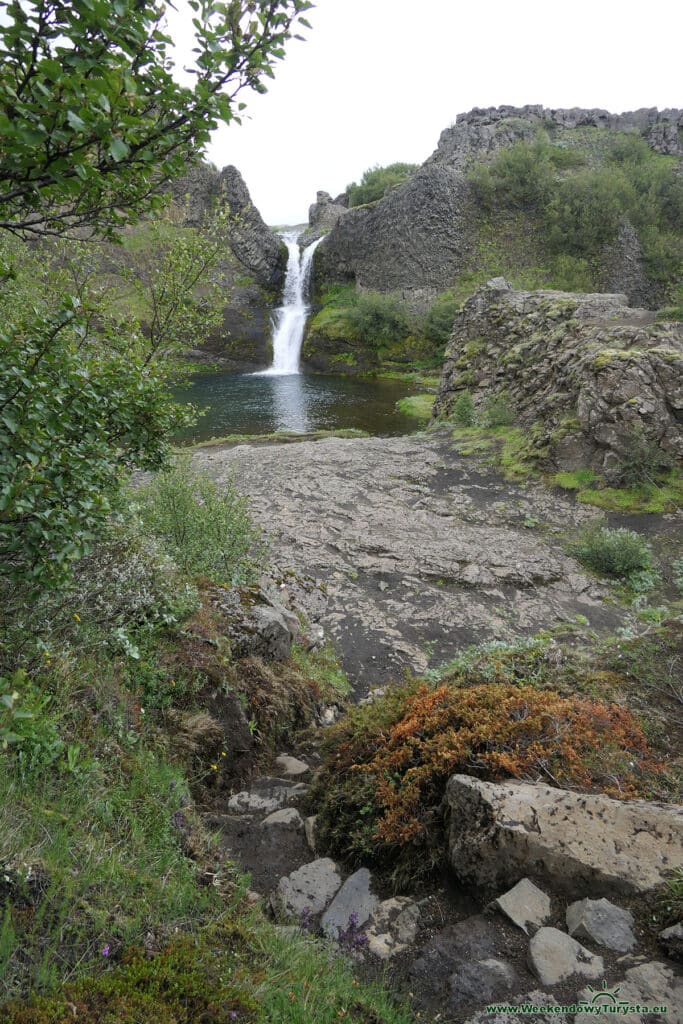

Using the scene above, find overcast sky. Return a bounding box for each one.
[169,0,682,226]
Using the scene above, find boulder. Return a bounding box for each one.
[494,878,552,934]
[271,857,342,919]
[529,927,604,986]
[260,807,304,831]
[576,961,683,1023]
[446,775,683,895]
[448,958,519,1011]
[320,868,379,940]
[212,586,299,662]
[365,897,421,959]
[274,755,311,778]
[566,897,636,952]
[658,922,683,963]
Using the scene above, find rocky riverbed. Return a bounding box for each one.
[192,430,635,693]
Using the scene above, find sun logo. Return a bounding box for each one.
[586,980,622,1007]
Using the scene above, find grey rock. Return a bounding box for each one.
[212,586,297,662]
[529,927,604,986]
[449,957,518,1010]
[191,433,627,691]
[274,755,311,778]
[658,922,683,963]
[566,897,636,952]
[365,897,421,959]
[304,815,318,854]
[272,857,342,919]
[227,777,307,815]
[434,283,683,480]
[446,775,683,895]
[321,868,379,940]
[260,807,304,830]
[463,991,568,1024]
[494,878,552,934]
[576,961,683,1023]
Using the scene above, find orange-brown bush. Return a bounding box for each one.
[312,680,665,888]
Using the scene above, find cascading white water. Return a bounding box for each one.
[260,229,323,375]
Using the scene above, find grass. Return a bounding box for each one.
[447,424,542,481]
[182,428,370,449]
[395,393,434,422]
[290,642,351,700]
[576,469,683,513]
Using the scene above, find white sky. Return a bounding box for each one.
[168,0,682,226]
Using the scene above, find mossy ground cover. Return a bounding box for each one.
[553,467,683,513]
[395,394,434,423]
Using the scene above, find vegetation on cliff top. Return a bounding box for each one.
[346,162,419,207]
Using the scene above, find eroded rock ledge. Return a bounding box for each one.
[434,279,683,480]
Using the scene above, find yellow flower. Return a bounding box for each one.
[210,764,219,771]
[220,751,227,758]
[73,613,81,622]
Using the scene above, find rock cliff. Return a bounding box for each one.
[313,106,683,310]
[434,279,683,480]
[169,162,287,369]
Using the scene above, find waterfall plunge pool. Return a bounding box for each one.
[172,371,429,444]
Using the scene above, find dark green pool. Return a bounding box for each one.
[173,371,427,443]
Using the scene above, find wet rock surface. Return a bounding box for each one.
[191,432,629,693]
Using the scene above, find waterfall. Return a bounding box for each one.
[260,229,323,376]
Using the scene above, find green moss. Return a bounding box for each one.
[552,469,599,490]
[395,393,434,422]
[592,348,641,370]
[577,469,683,513]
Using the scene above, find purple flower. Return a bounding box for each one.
[229,1013,238,1020]
[101,944,110,957]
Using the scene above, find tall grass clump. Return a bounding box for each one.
[136,456,265,584]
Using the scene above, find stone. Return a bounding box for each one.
[260,807,304,830]
[494,878,552,934]
[271,857,342,919]
[274,755,311,778]
[575,961,683,1023]
[463,991,568,1024]
[321,868,379,940]
[227,777,308,815]
[448,957,518,1010]
[529,927,604,986]
[365,897,421,959]
[212,586,298,662]
[658,922,683,963]
[446,775,683,895]
[566,897,636,952]
[304,815,318,854]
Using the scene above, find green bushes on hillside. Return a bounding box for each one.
[346,162,418,207]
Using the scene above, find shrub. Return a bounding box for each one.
[573,526,654,579]
[136,457,264,584]
[451,390,476,426]
[424,289,459,345]
[481,392,516,427]
[343,291,411,349]
[312,679,661,887]
[346,163,418,207]
[615,427,672,487]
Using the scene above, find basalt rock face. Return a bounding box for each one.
[169,163,286,369]
[433,280,683,481]
[299,190,349,245]
[314,106,683,308]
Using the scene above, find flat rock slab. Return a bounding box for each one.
[275,755,311,778]
[566,897,636,952]
[260,807,304,830]
[576,961,683,1023]
[227,777,308,815]
[272,857,342,920]
[447,775,683,895]
[494,878,552,934]
[529,927,604,986]
[191,434,625,691]
[321,867,379,940]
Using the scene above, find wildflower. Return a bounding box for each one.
[102,944,110,957]
[73,613,81,622]
[210,763,218,771]
[220,751,227,757]
[44,651,51,659]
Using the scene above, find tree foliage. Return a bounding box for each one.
[0,0,313,237]
[0,1,310,587]
[346,162,418,207]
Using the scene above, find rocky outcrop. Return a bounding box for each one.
[314,106,683,308]
[433,280,683,480]
[299,190,349,245]
[446,775,683,896]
